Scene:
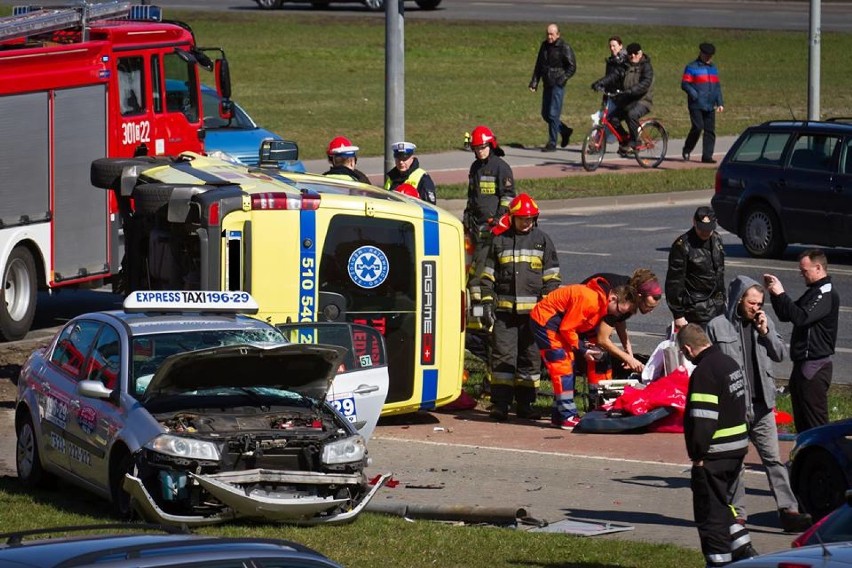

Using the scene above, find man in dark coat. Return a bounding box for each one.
[529,23,576,152]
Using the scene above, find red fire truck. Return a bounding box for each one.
[0,1,231,340]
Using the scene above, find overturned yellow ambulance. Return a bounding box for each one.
[91,151,466,415]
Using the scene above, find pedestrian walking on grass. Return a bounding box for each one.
[705,276,813,533]
[529,23,576,152]
[679,323,757,566]
[681,42,724,164]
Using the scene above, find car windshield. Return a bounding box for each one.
[131,329,283,398]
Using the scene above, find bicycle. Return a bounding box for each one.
[581,92,668,172]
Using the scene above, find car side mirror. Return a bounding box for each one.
[78,379,114,400]
[259,139,299,167]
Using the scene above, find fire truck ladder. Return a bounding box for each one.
[0,1,132,43]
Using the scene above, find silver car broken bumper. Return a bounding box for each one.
[123,468,391,526]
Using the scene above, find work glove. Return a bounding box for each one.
[481,302,496,331]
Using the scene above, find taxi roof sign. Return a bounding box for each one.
[124,291,259,314]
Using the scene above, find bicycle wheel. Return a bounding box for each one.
[581,125,607,172]
[634,120,668,168]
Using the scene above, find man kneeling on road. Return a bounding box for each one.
[705,276,812,533]
[679,323,757,566]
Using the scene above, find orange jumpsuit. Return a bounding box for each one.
[530,279,609,424]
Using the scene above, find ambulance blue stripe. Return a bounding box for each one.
[299,209,317,322]
[422,207,439,256]
[419,369,438,410]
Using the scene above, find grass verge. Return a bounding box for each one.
[0,477,699,568]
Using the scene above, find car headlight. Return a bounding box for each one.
[322,435,366,465]
[145,434,220,461]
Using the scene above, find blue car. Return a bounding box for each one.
[789,419,852,521]
[201,85,305,172]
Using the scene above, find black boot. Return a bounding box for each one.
[489,384,513,422]
[515,385,542,420]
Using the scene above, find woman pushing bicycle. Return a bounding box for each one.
[591,42,654,157]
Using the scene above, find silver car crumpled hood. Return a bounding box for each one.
[123,470,391,526]
[141,343,347,403]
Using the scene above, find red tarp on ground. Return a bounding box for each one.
[611,368,690,433]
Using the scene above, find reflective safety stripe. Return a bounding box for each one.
[497,254,544,264]
[690,408,719,420]
[690,392,719,404]
[706,553,732,563]
[712,423,748,439]
[708,438,750,453]
[731,533,751,549]
[385,167,426,191]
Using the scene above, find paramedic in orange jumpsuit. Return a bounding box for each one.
[530,278,638,430]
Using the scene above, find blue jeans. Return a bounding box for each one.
[541,84,565,146]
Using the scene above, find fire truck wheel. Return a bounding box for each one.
[0,246,37,342]
[90,157,166,190]
[131,184,175,216]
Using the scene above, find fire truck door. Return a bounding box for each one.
[53,86,109,282]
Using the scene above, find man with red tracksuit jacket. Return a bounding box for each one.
[529,279,637,430]
[679,323,757,567]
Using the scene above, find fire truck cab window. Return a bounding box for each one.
[117,57,145,116]
[164,53,199,123]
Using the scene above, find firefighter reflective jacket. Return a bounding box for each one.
[683,344,749,462]
[464,154,515,230]
[479,227,561,313]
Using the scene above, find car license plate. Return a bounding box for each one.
[329,395,357,424]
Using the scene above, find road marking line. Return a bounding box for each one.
[626,227,671,232]
[585,223,629,228]
[556,250,611,257]
[372,437,768,476]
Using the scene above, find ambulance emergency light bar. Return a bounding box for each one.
[124,291,259,314]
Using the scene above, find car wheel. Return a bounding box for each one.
[255,0,283,9]
[110,450,139,520]
[363,0,384,10]
[415,0,441,8]
[796,449,847,521]
[91,157,168,190]
[0,246,37,342]
[131,183,176,216]
[742,204,786,258]
[16,412,52,488]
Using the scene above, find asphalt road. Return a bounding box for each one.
[12,0,852,32]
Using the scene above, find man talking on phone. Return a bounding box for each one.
[706,276,812,532]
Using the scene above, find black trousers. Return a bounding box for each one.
[683,107,717,161]
[610,101,649,148]
[692,457,751,566]
[790,360,832,433]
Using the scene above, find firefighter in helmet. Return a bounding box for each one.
[480,193,561,421]
[464,125,515,304]
[385,141,437,204]
[323,136,372,185]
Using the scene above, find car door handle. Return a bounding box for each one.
[353,384,380,395]
[69,400,81,410]
[832,184,843,193]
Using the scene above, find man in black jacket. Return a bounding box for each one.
[765,249,840,432]
[679,323,756,566]
[666,206,726,328]
[529,23,576,152]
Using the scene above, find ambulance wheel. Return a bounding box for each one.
[0,246,37,341]
[131,184,175,216]
[90,157,167,190]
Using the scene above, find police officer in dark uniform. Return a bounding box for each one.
[464,125,515,304]
[666,206,725,329]
[480,194,560,421]
[679,323,757,567]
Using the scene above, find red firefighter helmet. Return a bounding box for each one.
[509,193,540,218]
[394,183,420,198]
[470,125,497,149]
[327,136,359,157]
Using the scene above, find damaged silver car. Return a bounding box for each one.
[15,292,390,526]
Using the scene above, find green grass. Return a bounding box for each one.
[161,11,852,159]
[0,477,698,568]
[439,168,716,200]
